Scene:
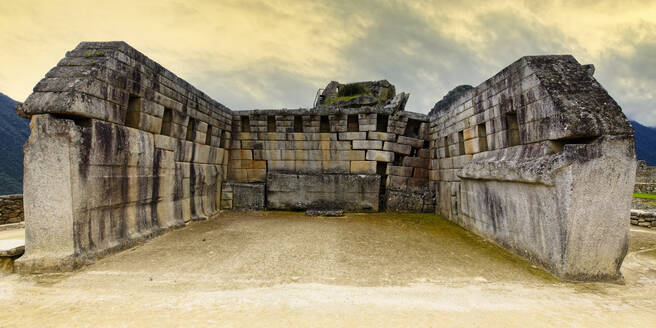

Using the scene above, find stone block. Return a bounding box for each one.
[366,150,394,162]
[397,136,424,148]
[352,140,383,150]
[254,149,281,160]
[387,175,408,191]
[463,126,476,140]
[231,183,265,210]
[295,161,322,173]
[322,160,350,173]
[266,173,379,212]
[383,142,411,155]
[389,166,413,177]
[268,160,295,172]
[246,168,266,182]
[231,149,253,160]
[350,161,377,174]
[464,139,480,154]
[332,150,365,161]
[339,132,367,140]
[367,131,397,141]
[403,157,429,168]
[154,134,176,151]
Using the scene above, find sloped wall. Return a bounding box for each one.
[427,55,636,280]
[15,42,232,272]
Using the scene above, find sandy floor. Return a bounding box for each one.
[1,211,656,327]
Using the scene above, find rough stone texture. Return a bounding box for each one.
[0,195,23,225]
[635,160,656,193]
[230,183,265,211]
[267,173,380,212]
[630,209,656,228]
[429,55,636,281]
[15,42,637,281]
[15,42,230,273]
[305,209,344,217]
[230,107,430,213]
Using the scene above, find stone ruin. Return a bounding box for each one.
[635,160,656,194]
[13,42,636,281]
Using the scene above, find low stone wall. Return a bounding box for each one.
[0,195,23,225]
[631,209,656,228]
[635,161,656,193]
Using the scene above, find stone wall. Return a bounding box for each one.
[0,195,23,225]
[14,41,637,281]
[635,161,656,193]
[225,106,432,212]
[631,209,656,228]
[14,42,232,272]
[427,55,636,280]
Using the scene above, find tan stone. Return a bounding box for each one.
[322,160,349,173]
[366,150,394,162]
[350,161,377,174]
[353,140,383,150]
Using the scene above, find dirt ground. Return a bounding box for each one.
[1,211,656,327]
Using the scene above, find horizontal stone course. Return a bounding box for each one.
[0,195,24,225]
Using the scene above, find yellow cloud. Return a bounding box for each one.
[0,0,655,120]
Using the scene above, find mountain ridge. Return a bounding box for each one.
[0,92,29,195]
[631,120,656,166]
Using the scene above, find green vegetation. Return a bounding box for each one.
[634,192,656,199]
[324,94,363,104]
[83,50,105,58]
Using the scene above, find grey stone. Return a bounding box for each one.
[305,209,344,217]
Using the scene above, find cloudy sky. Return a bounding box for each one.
[1,0,655,125]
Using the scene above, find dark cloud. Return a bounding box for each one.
[315,1,571,113]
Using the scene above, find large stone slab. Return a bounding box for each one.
[267,173,380,212]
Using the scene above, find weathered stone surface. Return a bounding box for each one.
[429,54,636,281]
[15,42,230,273]
[231,183,265,211]
[635,161,656,193]
[383,142,411,155]
[366,150,394,162]
[339,132,367,140]
[267,173,380,212]
[0,195,24,225]
[352,140,383,150]
[305,209,344,217]
[350,161,377,174]
[15,41,636,282]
